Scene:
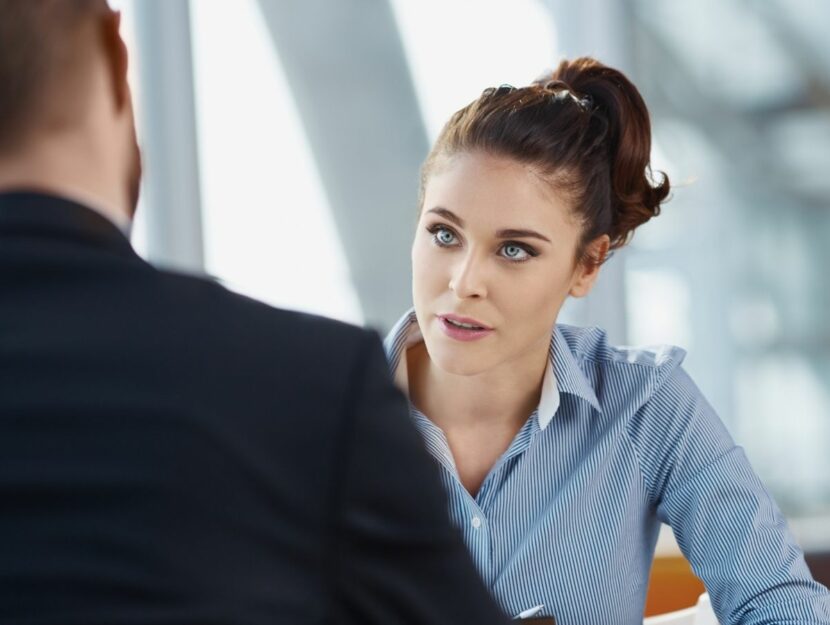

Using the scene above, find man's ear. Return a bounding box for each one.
[100,10,129,111]
[569,235,611,298]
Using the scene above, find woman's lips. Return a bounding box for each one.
[437,314,494,342]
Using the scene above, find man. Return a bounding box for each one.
[0,2,508,623]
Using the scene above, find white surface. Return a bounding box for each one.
[693,594,718,625]
[643,605,696,625]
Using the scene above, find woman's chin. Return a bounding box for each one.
[427,345,493,377]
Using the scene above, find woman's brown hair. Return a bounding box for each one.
[420,57,670,267]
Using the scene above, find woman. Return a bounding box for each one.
[384,57,830,624]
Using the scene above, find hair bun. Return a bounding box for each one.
[542,57,670,247]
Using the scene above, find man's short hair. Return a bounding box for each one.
[0,0,109,152]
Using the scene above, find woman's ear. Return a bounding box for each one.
[569,235,611,298]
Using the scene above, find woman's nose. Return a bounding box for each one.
[448,253,488,299]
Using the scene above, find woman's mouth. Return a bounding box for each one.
[437,314,494,342]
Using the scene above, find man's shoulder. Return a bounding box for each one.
[148,267,374,363]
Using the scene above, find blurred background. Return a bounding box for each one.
[113,0,829,596]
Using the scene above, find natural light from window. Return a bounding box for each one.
[390,0,557,140]
[189,0,363,324]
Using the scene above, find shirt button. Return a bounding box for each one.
[471,516,482,529]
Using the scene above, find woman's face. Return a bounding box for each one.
[412,151,604,377]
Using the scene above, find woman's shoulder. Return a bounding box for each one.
[556,325,733,502]
[555,322,687,373]
[553,323,696,417]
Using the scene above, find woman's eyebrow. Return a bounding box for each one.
[496,228,551,243]
[426,207,464,228]
[426,207,551,243]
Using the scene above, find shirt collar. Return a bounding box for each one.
[550,325,602,417]
[384,308,602,431]
[383,308,420,397]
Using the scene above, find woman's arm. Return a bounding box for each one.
[627,364,830,625]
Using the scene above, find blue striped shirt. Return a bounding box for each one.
[384,309,830,625]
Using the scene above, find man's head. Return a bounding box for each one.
[0,0,141,220]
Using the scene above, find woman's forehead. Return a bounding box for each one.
[422,152,576,232]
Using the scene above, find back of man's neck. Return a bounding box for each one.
[0,152,131,232]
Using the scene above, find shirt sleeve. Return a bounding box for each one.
[330,331,510,625]
[627,360,830,625]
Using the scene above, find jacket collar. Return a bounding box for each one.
[0,191,138,259]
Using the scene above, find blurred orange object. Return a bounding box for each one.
[645,556,706,617]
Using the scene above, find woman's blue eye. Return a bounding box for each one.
[502,244,529,260]
[435,228,457,246]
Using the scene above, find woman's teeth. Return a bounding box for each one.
[447,318,482,330]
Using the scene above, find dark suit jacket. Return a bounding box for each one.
[0,192,507,625]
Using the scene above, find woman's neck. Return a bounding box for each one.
[407,338,549,434]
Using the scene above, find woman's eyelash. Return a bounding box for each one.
[425,224,539,262]
[426,224,459,245]
[501,242,539,259]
